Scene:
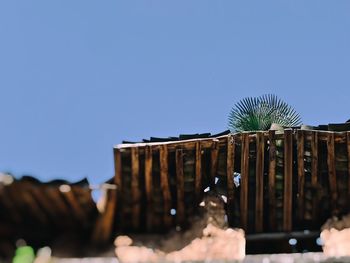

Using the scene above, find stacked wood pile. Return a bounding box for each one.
[100,128,350,242]
[0,174,98,257]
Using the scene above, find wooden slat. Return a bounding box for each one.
[226,135,235,226]
[268,130,277,230]
[113,148,122,231]
[176,148,185,225]
[240,133,249,230]
[255,132,264,232]
[347,132,350,201]
[160,145,172,228]
[327,133,338,215]
[195,141,202,204]
[283,129,293,232]
[311,131,319,222]
[131,147,141,229]
[210,140,219,188]
[311,132,318,186]
[297,130,305,221]
[61,188,87,225]
[145,145,153,231]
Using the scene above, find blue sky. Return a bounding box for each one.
[1,1,349,184]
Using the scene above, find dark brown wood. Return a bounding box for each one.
[311,132,319,186]
[327,133,338,215]
[226,135,235,226]
[62,188,86,224]
[195,141,202,204]
[210,140,219,188]
[176,148,185,225]
[145,145,153,231]
[160,145,172,228]
[311,131,319,222]
[268,130,277,230]
[240,133,249,230]
[283,129,293,232]
[114,148,122,188]
[113,148,122,231]
[297,130,305,221]
[255,132,264,232]
[131,147,141,229]
[92,188,117,243]
[347,132,350,201]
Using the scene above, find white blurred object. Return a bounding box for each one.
[233,172,241,187]
[34,246,52,263]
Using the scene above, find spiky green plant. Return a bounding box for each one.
[228,94,302,132]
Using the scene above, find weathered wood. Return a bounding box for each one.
[62,188,87,224]
[347,132,350,201]
[195,141,202,204]
[283,129,293,232]
[160,145,172,228]
[327,133,338,215]
[131,147,141,229]
[145,145,153,231]
[311,131,319,222]
[240,133,249,230]
[255,132,264,232]
[268,130,277,230]
[311,132,319,186]
[210,140,219,188]
[113,148,122,231]
[226,135,235,226]
[297,130,305,221]
[176,149,185,225]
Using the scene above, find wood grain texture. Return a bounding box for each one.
[311,131,319,222]
[145,145,153,231]
[297,130,305,221]
[176,148,185,225]
[311,132,319,186]
[226,135,235,226]
[327,133,338,215]
[240,133,249,230]
[283,129,293,232]
[268,130,277,230]
[160,145,172,228]
[131,147,141,229]
[255,132,264,232]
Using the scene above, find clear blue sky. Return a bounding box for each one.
[1,1,349,184]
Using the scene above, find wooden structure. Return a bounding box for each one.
[0,175,98,256]
[102,129,350,239]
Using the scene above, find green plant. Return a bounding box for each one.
[228,94,301,132]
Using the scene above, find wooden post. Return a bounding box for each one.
[283,129,293,232]
[268,130,277,231]
[311,131,319,222]
[195,141,202,204]
[210,140,219,188]
[176,149,185,225]
[131,147,140,229]
[114,148,122,229]
[297,130,305,221]
[160,145,172,228]
[145,145,153,231]
[240,133,249,230]
[327,133,338,215]
[226,135,235,226]
[255,132,265,232]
